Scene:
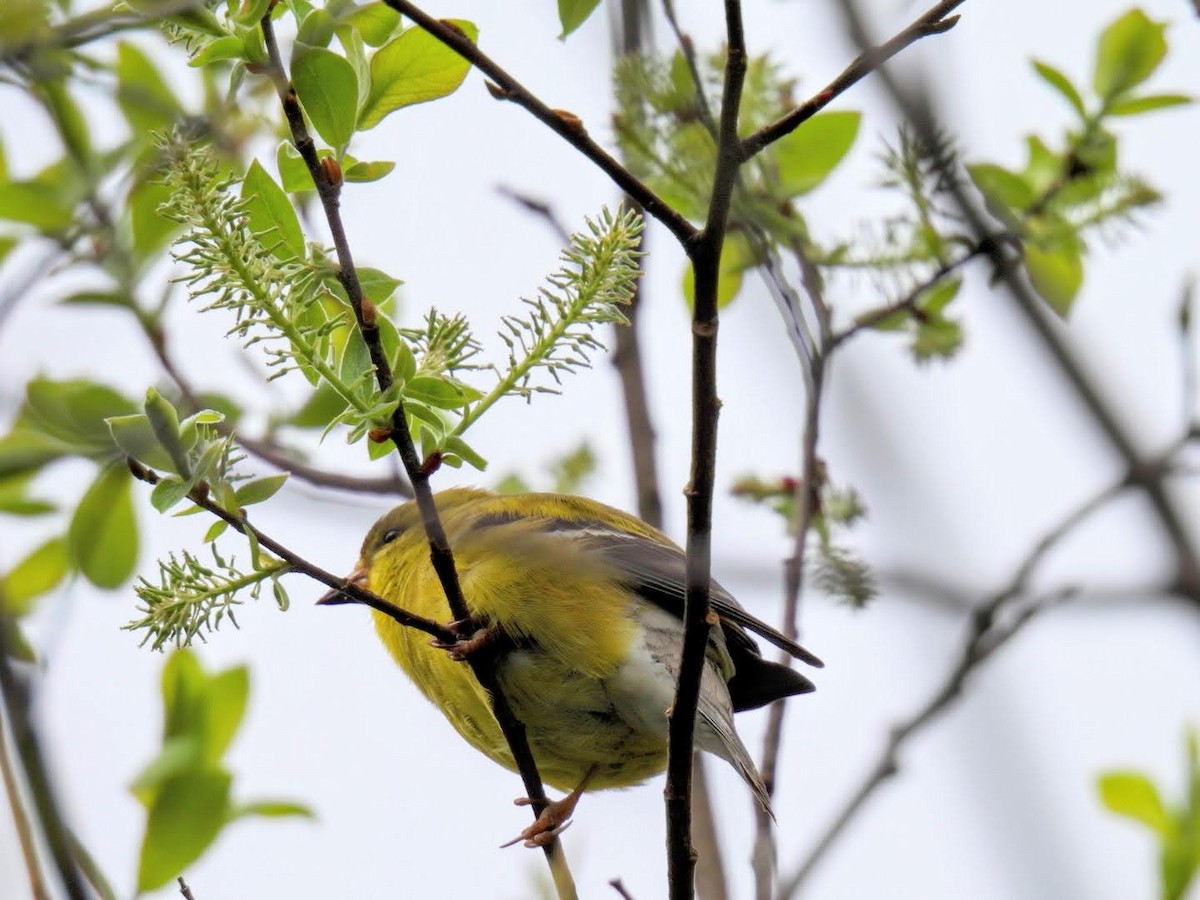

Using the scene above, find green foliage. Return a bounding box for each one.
[1098,729,1200,900]
[132,649,310,892]
[965,5,1187,317]
[496,442,597,496]
[359,19,478,130]
[615,49,860,307]
[558,0,601,40]
[128,547,291,651]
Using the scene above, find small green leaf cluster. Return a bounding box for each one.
[131,648,310,892]
[731,472,876,609]
[1098,728,1200,900]
[128,547,290,651]
[614,50,860,308]
[0,379,146,650]
[967,7,1189,316]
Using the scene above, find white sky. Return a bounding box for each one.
[2,0,1199,898]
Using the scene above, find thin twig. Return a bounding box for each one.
[667,5,748,898]
[610,878,637,900]
[125,458,453,643]
[0,698,50,900]
[830,0,1200,604]
[177,876,196,900]
[829,239,999,349]
[380,0,696,246]
[740,0,967,160]
[0,624,88,900]
[777,476,1127,895]
[258,16,573,892]
[612,5,728,895]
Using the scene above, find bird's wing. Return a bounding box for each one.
[561,522,823,669]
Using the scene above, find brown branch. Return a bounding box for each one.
[828,238,1002,349]
[740,0,967,160]
[777,475,1127,895]
[258,16,573,892]
[380,0,697,247]
[0,624,88,899]
[0,698,50,900]
[610,878,637,900]
[666,5,747,898]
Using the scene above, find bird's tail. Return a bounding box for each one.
[696,707,775,821]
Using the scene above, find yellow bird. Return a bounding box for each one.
[320,488,822,845]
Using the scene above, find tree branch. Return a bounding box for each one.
[666,5,747,897]
[380,0,697,246]
[258,17,574,893]
[0,626,87,899]
[740,0,967,160]
[777,475,1128,895]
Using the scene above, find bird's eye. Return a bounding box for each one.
[381,528,402,545]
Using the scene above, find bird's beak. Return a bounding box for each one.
[317,562,369,606]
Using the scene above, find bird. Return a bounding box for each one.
[319,487,822,847]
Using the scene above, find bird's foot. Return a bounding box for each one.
[429,617,501,662]
[501,794,581,849]
[501,766,597,850]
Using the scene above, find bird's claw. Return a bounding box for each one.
[429,617,499,661]
[501,796,579,849]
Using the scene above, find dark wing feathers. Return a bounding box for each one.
[522,518,822,711]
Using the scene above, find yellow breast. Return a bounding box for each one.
[368,503,668,791]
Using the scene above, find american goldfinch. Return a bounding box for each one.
[320,488,821,845]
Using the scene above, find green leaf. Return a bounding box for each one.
[404,376,471,409]
[287,381,350,428]
[1098,771,1171,835]
[343,2,401,47]
[557,0,601,39]
[0,432,70,479]
[443,434,486,471]
[2,537,70,617]
[23,378,135,452]
[356,267,402,303]
[291,44,359,150]
[116,41,180,133]
[241,160,306,261]
[232,0,273,25]
[234,474,288,506]
[188,35,244,68]
[150,476,192,514]
[130,736,205,808]
[359,20,479,130]
[1031,60,1086,118]
[276,141,315,193]
[772,111,861,197]
[339,329,374,387]
[917,276,962,316]
[1025,239,1083,317]
[295,8,335,47]
[231,799,315,819]
[137,769,232,892]
[107,414,176,472]
[0,178,73,232]
[1107,93,1192,116]
[0,476,55,516]
[1093,9,1168,102]
[203,666,250,762]
[343,159,396,182]
[68,464,138,589]
[967,163,1034,222]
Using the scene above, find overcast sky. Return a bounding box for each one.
[2,1,1199,898]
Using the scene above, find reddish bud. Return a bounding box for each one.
[321,155,343,187]
[419,451,444,476]
[360,297,377,326]
[552,109,586,135]
[368,427,392,444]
[485,80,512,100]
